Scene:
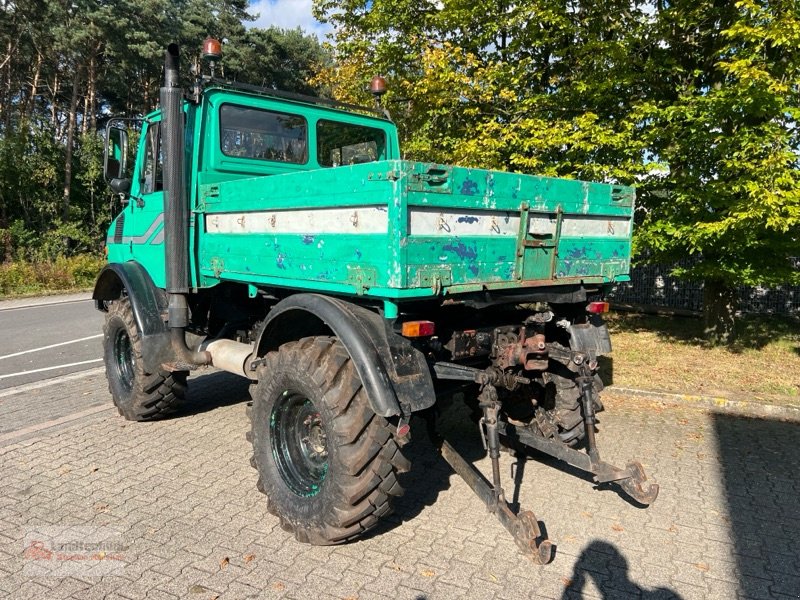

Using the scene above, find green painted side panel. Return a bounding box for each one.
[196,159,634,298]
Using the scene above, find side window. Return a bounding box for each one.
[141,122,162,194]
[219,104,307,164]
[317,120,386,167]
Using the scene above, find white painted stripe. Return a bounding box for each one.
[0,359,103,381]
[0,334,103,361]
[408,208,631,238]
[0,297,93,312]
[0,367,105,399]
[408,208,520,236]
[205,205,389,235]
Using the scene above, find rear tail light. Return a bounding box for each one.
[587,301,610,314]
[401,320,435,337]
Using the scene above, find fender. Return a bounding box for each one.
[254,294,435,418]
[92,261,172,373]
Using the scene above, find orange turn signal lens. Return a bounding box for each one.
[587,301,610,314]
[401,320,435,337]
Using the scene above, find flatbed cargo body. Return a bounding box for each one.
[195,160,634,299]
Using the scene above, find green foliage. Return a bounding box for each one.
[0,0,329,267]
[316,0,800,340]
[0,254,106,297]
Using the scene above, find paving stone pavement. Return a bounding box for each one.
[0,370,799,600]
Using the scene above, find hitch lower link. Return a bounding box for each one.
[433,360,658,561]
[439,383,553,564]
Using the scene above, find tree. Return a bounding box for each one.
[635,0,800,343]
[315,0,800,344]
[0,0,330,265]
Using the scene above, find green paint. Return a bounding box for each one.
[383,300,398,319]
[105,84,634,305]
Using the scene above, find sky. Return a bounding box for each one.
[247,0,333,39]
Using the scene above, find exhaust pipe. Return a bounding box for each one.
[201,339,256,379]
[160,43,208,366]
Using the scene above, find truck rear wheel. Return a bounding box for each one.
[102,297,187,421]
[248,336,409,545]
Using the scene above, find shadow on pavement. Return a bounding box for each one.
[562,540,683,599]
[712,413,800,598]
[173,370,251,417]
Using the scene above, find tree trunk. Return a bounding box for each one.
[62,66,82,221]
[26,51,43,121]
[702,279,738,345]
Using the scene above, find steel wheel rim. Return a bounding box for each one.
[270,391,329,497]
[113,328,135,392]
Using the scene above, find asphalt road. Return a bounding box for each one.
[0,294,104,390]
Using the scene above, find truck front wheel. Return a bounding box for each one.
[248,336,409,545]
[102,297,187,421]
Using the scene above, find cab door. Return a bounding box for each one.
[126,119,168,288]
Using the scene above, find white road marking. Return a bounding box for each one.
[0,359,103,381]
[0,367,106,399]
[0,334,103,361]
[0,297,93,312]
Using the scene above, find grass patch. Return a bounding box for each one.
[601,312,800,403]
[0,254,104,298]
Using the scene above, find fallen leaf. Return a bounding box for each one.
[421,569,436,578]
[667,524,678,533]
[219,556,229,570]
[243,554,255,564]
[388,562,402,572]
[611,523,624,532]
[187,584,209,594]
[580,511,592,518]
[694,562,710,572]
[58,467,71,475]
[562,577,573,587]
[272,581,285,591]
[94,503,109,512]
[488,573,498,582]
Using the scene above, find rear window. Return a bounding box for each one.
[220,104,307,164]
[317,120,386,167]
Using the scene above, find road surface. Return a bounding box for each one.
[0,294,103,390]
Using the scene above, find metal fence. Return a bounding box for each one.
[608,263,800,316]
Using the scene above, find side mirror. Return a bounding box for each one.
[104,124,128,181]
[110,178,132,197]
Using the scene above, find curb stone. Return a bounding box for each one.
[605,385,800,421]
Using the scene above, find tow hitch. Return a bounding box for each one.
[433,360,658,561]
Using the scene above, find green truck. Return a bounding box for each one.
[94,41,657,563]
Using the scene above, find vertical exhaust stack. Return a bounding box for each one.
[160,43,209,365]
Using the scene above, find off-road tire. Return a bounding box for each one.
[543,370,604,446]
[102,297,187,421]
[247,336,409,545]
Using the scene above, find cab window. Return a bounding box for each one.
[220,104,307,164]
[141,122,163,194]
[317,120,386,167]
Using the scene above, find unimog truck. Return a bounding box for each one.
[94,41,657,563]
